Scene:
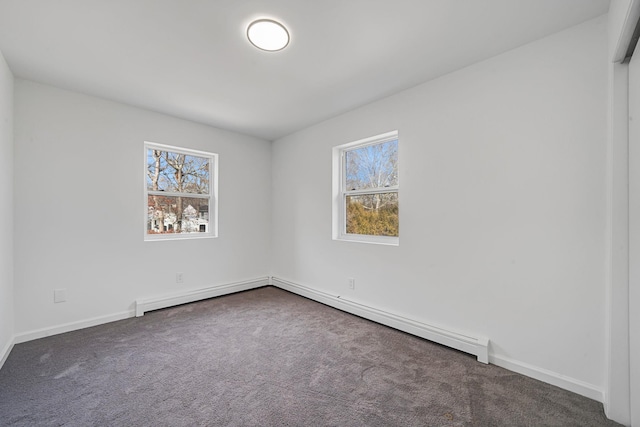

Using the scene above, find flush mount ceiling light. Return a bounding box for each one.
[247,19,290,51]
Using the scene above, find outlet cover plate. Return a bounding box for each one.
[54,289,66,303]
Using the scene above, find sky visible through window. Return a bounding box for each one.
[146,150,210,194]
[344,138,398,238]
[146,148,212,236]
[345,139,398,191]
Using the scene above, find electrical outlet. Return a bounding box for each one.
[348,278,355,290]
[54,289,66,303]
[176,272,184,284]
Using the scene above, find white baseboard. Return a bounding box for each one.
[9,277,270,349]
[135,276,270,317]
[8,277,270,351]
[14,310,135,344]
[270,276,489,364]
[489,354,604,402]
[270,276,605,403]
[5,276,604,405]
[0,336,15,371]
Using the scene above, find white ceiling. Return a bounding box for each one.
[0,0,610,141]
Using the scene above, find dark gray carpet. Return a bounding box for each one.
[0,286,619,426]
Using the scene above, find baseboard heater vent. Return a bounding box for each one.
[270,276,489,364]
[135,277,270,317]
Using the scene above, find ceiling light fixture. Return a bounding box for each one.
[247,19,290,51]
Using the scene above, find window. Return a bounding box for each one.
[144,142,218,241]
[333,131,399,245]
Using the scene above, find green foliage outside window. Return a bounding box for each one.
[346,195,399,237]
[343,137,398,238]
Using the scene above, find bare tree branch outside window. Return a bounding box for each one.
[146,147,212,235]
[344,139,398,237]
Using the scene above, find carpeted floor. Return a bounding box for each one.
[0,286,620,426]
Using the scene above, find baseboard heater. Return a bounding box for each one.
[135,275,488,364]
[135,277,270,317]
[270,277,489,364]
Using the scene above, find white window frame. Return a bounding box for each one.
[144,141,218,241]
[332,130,399,246]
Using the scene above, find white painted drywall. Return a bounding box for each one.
[628,52,640,427]
[605,1,634,424]
[606,61,632,424]
[0,50,14,363]
[13,80,271,335]
[272,17,608,393]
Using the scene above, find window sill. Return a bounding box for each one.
[144,233,217,242]
[334,234,399,246]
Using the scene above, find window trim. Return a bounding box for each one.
[144,141,219,241]
[332,130,399,246]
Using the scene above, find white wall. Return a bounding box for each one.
[272,17,608,396]
[0,50,14,364]
[13,80,271,336]
[628,52,640,427]
[606,1,635,423]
